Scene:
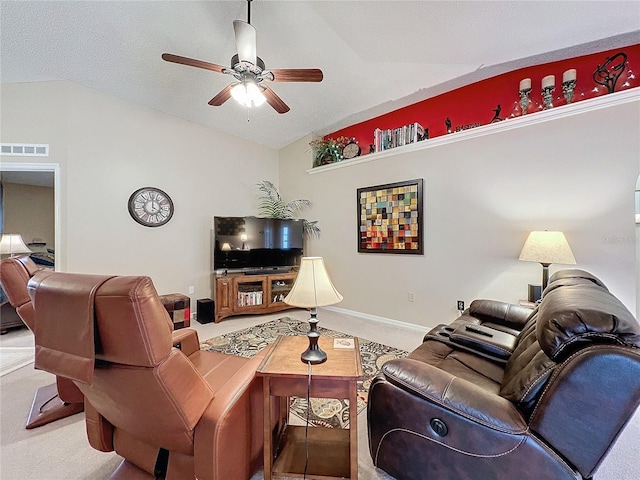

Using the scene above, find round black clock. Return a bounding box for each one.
[128,187,174,227]
[342,139,361,159]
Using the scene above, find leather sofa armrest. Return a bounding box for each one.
[449,324,517,361]
[171,328,200,355]
[469,299,533,329]
[382,358,527,433]
[193,354,265,480]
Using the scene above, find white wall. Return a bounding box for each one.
[280,100,640,327]
[1,81,279,300]
[3,81,638,328]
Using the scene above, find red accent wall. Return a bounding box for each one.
[325,44,640,153]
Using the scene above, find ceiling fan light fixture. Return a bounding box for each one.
[162,0,322,114]
[231,80,266,108]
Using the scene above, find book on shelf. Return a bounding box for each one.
[237,290,263,307]
[373,122,426,153]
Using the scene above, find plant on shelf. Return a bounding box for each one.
[309,136,349,167]
[256,180,321,238]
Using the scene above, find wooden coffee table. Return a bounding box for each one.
[257,335,363,479]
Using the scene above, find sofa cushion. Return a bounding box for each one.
[409,340,504,392]
[500,279,640,416]
[546,268,608,290]
[536,284,640,362]
[498,314,556,414]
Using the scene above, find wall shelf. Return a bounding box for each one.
[307,88,640,175]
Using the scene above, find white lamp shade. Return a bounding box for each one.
[519,231,576,265]
[0,234,32,255]
[284,257,343,308]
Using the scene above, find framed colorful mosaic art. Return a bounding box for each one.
[357,178,424,254]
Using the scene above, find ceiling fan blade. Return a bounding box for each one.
[162,53,226,73]
[208,84,234,106]
[268,69,324,82]
[233,20,257,66]
[262,86,290,114]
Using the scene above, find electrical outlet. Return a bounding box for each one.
[188,286,195,294]
[408,292,415,302]
[457,300,465,311]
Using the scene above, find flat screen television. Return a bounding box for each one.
[213,216,304,272]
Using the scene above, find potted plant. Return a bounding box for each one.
[256,180,321,238]
[309,136,349,167]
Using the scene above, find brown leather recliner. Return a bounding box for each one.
[0,255,85,428]
[368,269,640,480]
[28,270,269,480]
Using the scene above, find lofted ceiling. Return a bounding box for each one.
[1,1,639,151]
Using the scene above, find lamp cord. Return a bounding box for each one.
[303,361,312,479]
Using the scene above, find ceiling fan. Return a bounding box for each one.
[162,0,323,114]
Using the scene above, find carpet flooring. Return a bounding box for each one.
[0,346,34,377]
[200,316,408,428]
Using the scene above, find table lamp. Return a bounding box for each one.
[0,234,32,257]
[519,231,576,296]
[284,256,343,364]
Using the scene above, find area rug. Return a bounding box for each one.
[201,316,408,428]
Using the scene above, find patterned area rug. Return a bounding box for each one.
[201,317,408,428]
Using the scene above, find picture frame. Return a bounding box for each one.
[357,178,424,254]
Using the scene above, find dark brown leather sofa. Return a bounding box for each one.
[27,270,271,480]
[367,269,640,480]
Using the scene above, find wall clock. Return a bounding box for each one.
[128,187,174,227]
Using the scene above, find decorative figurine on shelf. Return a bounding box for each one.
[561,69,577,104]
[490,104,504,123]
[445,117,452,134]
[518,77,533,115]
[541,75,555,109]
[593,51,628,94]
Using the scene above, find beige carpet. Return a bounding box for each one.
[0,346,34,377]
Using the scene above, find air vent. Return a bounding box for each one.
[0,144,49,156]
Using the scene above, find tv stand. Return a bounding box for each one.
[214,271,299,323]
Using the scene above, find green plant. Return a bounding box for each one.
[255,180,321,238]
[309,136,349,167]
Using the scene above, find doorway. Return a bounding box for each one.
[0,163,60,270]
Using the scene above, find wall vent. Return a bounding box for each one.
[0,144,49,157]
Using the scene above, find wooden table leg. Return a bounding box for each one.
[349,380,358,479]
[263,377,272,480]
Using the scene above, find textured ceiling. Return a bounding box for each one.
[1,1,639,150]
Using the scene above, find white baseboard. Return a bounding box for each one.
[323,305,428,333]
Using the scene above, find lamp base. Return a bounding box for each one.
[528,284,542,303]
[300,344,327,365]
[300,308,327,365]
